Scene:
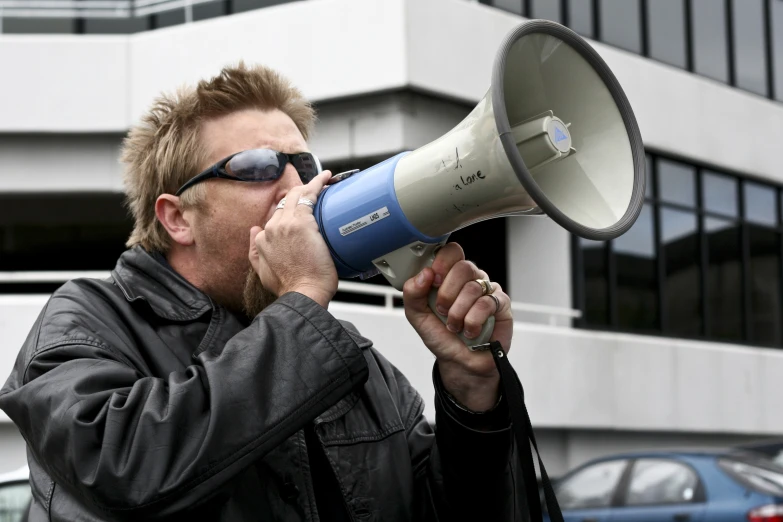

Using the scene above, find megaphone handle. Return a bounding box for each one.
[372,240,496,349]
[427,289,496,349]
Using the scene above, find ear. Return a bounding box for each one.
[155,194,195,246]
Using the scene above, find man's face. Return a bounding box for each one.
[188,108,310,317]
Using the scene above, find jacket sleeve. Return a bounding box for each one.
[405,363,522,522]
[0,292,369,520]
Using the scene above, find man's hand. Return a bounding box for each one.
[249,170,337,308]
[403,243,512,412]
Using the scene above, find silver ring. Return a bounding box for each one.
[297,197,315,209]
[276,198,286,210]
[487,293,500,315]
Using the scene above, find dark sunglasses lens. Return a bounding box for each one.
[292,153,321,183]
[226,149,285,181]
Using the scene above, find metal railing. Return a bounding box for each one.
[0,270,581,324]
[0,0,225,30]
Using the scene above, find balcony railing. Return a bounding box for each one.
[0,0,223,26]
[0,271,581,325]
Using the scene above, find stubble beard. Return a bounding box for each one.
[242,268,278,319]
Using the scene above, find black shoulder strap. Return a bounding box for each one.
[486,341,564,522]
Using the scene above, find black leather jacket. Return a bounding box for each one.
[0,247,522,521]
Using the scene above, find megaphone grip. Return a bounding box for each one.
[427,289,496,349]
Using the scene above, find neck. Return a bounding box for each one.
[166,245,207,292]
[165,244,246,315]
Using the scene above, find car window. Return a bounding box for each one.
[0,481,31,522]
[626,459,700,506]
[719,458,783,496]
[556,460,627,510]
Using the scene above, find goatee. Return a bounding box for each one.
[242,269,278,319]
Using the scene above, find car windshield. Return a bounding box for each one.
[719,456,783,496]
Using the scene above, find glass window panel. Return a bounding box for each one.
[772,0,783,102]
[0,482,32,522]
[490,0,523,15]
[646,0,687,68]
[626,460,700,506]
[748,226,781,346]
[645,154,653,199]
[1,18,76,34]
[744,182,778,227]
[705,217,744,341]
[691,0,730,83]
[703,171,738,218]
[662,209,701,337]
[567,0,594,37]
[556,460,628,510]
[194,1,228,22]
[599,0,642,53]
[233,0,290,13]
[580,238,610,326]
[0,194,131,273]
[83,17,150,34]
[658,159,696,207]
[614,205,658,331]
[531,0,562,23]
[153,9,185,29]
[731,0,768,96]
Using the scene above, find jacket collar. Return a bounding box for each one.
[111,246,213,321]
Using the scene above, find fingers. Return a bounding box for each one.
[434,259,486,316]
[285,170,331,218]
[442,274,488,333]
[402,267,435,315]
[462,284,510,339]
[431,243,465,287]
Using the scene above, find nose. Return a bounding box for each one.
[273,163,304,200]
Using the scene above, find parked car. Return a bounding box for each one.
[0,465,30,522]
[734,439,783,468]
[544,449,783,522]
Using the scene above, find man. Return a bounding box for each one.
[0,63,521,521]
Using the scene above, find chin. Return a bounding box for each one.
[242,269,278,318]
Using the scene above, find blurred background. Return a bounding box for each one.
[0,0,782,520]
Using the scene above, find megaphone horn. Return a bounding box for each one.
[314,19,646,346]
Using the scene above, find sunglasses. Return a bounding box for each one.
[174,148,322,196]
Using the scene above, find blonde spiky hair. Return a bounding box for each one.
[121,62,316,252]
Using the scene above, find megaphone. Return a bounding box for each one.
[314,20,645,345]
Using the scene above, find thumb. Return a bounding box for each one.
[402,267,435,315]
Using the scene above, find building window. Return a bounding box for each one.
[573,151,783,349]
[646,0,688,69]
[232,0,291,13]
[731,0,769,96]
[152,9,186,30]
[598,0,643,54]
[482,0,525,16]
[565,0,595,38]
[0,194,132,294]
[772,0,783,101]
[83,17,150,34]
[691,0,730,84]
[531,0,562,23]
[0,18,76,34]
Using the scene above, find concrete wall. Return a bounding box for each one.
[1,0,781,183]
[0,134,125,192]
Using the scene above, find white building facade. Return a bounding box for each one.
[0,0,782,478]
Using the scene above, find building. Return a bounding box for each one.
[0,0,782,481]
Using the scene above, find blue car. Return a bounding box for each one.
[544,449,783,522]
